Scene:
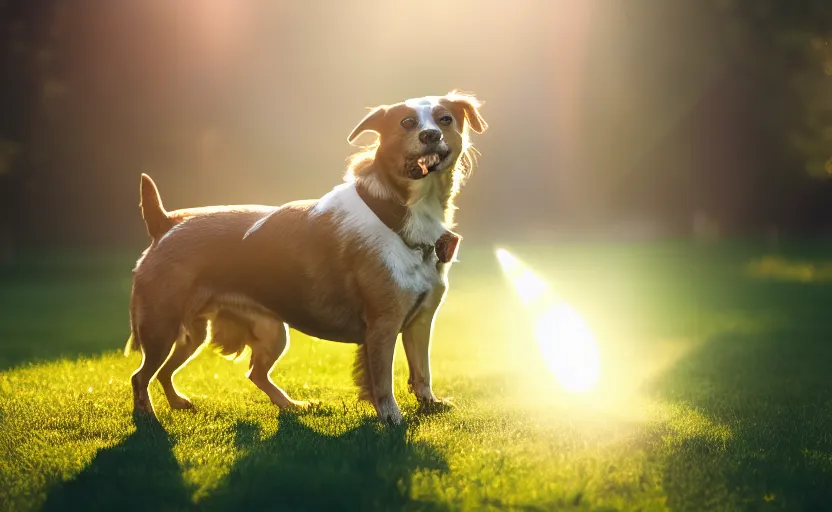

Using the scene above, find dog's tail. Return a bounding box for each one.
[140,174,174,241]
[124,297,141,356]
[352,344,373,402]
[123,333,140,356]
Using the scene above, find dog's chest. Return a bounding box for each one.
[362,207,444,296]
[381,238,441,294]
[314,183,445,295]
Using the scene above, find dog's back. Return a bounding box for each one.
[139,174,237,242]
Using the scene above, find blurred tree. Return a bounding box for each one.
[709,0,832,178]
[0,0,65,259]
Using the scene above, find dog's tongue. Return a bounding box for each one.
[417,158,430,176]
[435,230,461,263]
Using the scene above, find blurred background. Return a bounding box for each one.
[0,0,830,255]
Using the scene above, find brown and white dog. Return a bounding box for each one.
[126,92,487,424]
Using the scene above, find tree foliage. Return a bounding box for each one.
[708,0,832,176]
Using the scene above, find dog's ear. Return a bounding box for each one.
[347,105,387,144]
[442,91,488,134]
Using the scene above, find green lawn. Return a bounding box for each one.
[2,242,832,511]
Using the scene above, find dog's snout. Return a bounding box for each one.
[419,129,442,144]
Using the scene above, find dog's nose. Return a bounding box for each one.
[419,129,442,144]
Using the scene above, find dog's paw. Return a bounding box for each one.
[277,398,320,412]
[168,397,195,410]
[277,400,325,420]
[290,399,320,411]
[132,398,156,418]
[417,396,455,415]
[377,396,403,425]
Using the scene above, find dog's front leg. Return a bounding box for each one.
[402,282,447,405]
[362,318,403,425]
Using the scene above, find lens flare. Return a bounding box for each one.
[496,248,601,393]
[534,303,601,392]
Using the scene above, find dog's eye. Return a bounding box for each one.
[438,115,453,126]
[401,117,417,130]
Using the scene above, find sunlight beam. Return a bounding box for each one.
[496,248,601,393]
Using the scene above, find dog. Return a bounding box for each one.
[126,91,487,424]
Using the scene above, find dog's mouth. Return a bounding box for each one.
[408,150,452,179]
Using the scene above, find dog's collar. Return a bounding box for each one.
[355,182,408,234]
[355,181,460,264]
[355,182,435,258]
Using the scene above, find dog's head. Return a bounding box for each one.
[347,91,487,182]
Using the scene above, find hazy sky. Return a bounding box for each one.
[17,0,729,245]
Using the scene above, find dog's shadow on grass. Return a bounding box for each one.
[42,413,193,512]
[200,411,449,512]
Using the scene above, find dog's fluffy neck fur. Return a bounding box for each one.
[348,159,458,248]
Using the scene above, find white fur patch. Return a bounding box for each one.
[405,96,442,132]
[358,173,391,200]
[313,182,441,293]
[402,173,448,244]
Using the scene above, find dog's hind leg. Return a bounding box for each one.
[130,307,181,416]
[156,319,206,410]
[246,316,309,409]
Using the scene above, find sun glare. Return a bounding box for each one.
[496,248,601,393]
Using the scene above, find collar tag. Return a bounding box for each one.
[435,230,461,263]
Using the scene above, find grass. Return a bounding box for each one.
[2,241,832,511]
